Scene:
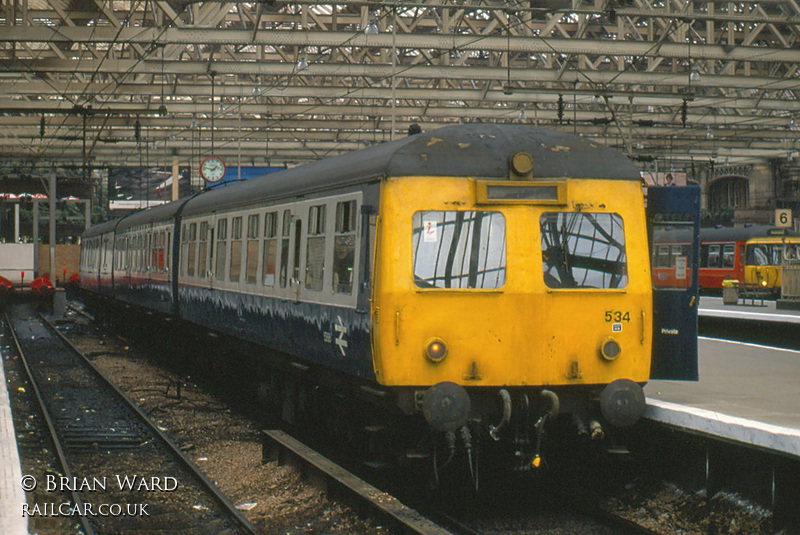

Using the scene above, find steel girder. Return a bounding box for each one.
[0,0,799,170]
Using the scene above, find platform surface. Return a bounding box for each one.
[645,336,800,458]
[699,295,800,324]
[0,350,28,535]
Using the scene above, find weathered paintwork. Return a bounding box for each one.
[177,283,374,378]
[372,176,653,387]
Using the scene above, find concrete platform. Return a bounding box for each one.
[645,336,800,459]
[699,295,800,325]
[0,349,28,535]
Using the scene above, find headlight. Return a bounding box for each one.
[425,338,448,362]
[600,337,622,361]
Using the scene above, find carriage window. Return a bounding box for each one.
[215,218,228,281]
[707,244,720,268]
[144,234,150,270]
[147,233,153,271]
[246,214,260,284]
[412,211,506,289]
[133,235,138,271]
[230,216,243,282]
[656,245,670,268]
[541,212,627,289]
[333,200,357,294]
[305,205,326,291]
[153,232,160,272]
[186,223,197,277]
[292,220,302,283]
[166,231,171,271]
[649,215,694,289]
[262,212,278,287]
[153,233,159,270]
[280,210,291,288]
[197,223,208,277]
[722,244,735,268]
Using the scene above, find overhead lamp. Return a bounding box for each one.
[297,53,309,72]
[517,107,527,121]
[690,70,701,83]
[252,87,262,96]
[706,126,714,139]
[364,22,379,35]
[190,115,197,130]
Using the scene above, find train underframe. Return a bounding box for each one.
[85,295,644,492]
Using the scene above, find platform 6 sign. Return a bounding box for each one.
[776,209,792,228]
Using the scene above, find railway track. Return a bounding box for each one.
[55,300,745,534]
[263,429,664,535]
[6,303,258,535]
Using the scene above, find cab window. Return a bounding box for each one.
[412,211,506,289]
[751,243,784,266]
[541,212,627,289]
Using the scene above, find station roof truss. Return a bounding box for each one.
[1,0,800,173]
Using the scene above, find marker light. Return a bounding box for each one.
[425,338,448,362]
[600,337,622,361]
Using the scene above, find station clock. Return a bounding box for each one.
[200,156,226,183]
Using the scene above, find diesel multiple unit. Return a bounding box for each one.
[81,125,699,486]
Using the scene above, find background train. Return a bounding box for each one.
[80,124,699,487]
[744,233,800,294]
[653,225,796,295]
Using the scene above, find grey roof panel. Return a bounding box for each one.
[82,218,121,238]
[181,125,640,217]
[115,198,192,232]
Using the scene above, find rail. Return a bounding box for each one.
[6,305,259,535]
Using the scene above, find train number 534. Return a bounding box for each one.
[604,311,631,322]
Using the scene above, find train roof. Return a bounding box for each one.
[180,124,641,217]
[700,225,796,242]
[82,124,641,235]
[654,225,797,244]
[114,197,192,232]
[82,217,121,238]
